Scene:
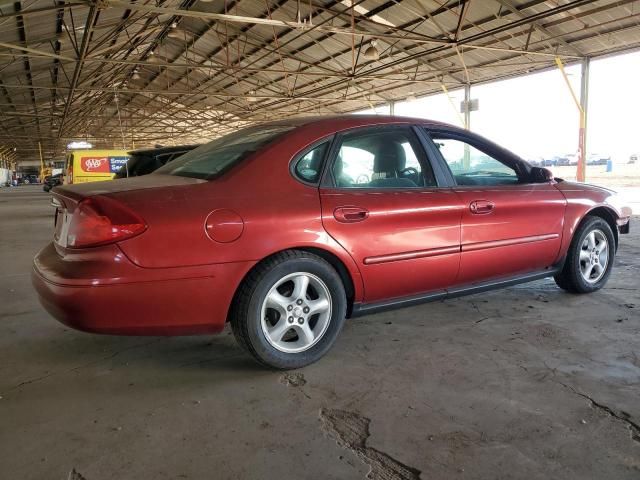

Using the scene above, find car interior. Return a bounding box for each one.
[333,131,436,188]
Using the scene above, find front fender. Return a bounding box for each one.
[554,182,631,259]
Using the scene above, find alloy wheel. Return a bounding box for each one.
[579,229,609,284]
[260,272,332,353]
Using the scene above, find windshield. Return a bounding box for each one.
[156,125,294,180]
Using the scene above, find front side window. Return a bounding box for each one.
[431,137,519,186]
[157,125,294,180]
[331,128,435,189]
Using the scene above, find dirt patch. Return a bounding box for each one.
[280,372,307,387]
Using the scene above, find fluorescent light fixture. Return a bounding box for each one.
[339,0,395,27]
[67,141,93,150]
[246,90,258,102]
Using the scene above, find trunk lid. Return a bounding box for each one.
[50,174,205,248]
[53,173,205,201]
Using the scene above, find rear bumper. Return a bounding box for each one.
[32,242,254,335]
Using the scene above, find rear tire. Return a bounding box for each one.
[230,250,347,369]
[554,216,615,293]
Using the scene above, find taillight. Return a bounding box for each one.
[66,196,146,248]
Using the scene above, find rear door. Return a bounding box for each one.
[319,125,463,303]
[425,128,566,285]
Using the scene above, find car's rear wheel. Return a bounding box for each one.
[554,216,615,293]
[230,250,347,369]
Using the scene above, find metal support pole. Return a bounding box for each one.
[38,141,44,181]
[464,83,471,130]
[578,58,590,183]
[463,83,471,169]
[555,56,588,182]
[440,84,465,127]
[389,100,395,116]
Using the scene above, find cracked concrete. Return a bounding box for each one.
[556,381,640,444]
[1,185,639,480]
[320,408,421,480]
[67,468,88,480]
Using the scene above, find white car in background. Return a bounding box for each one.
[587,153,610,166]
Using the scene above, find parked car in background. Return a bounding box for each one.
[114,145,199,179]
[16,174,40,185]
[587,153,610,166]
[21,174,40,184]
[33,116,631,369]
[43,173,63,192]
[566,154,578,166]
[63,149,129,184]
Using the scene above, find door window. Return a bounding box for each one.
[432,137,520,186]
[332,128,436,188]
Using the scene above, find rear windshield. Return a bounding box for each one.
[114,154,152,179]
[156,125,294,180]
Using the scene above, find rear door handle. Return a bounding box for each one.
[334,206,369,223]
[469,200,495,214]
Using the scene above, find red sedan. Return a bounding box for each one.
[33,116,632,368]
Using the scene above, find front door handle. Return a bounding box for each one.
[334,206,369,223]
[469,200,495,215]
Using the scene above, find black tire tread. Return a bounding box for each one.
[229,250,337,369]
[554,215,614,294]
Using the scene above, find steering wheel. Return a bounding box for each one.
[355,174,370,184]
[399,167,419,177]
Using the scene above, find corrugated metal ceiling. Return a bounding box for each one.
[0,0,639,162]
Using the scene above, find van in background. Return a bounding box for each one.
[64,150,129,184]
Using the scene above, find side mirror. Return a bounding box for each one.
[531,166,554,183]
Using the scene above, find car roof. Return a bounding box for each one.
[262,114,454,130]
[128,144,200,156]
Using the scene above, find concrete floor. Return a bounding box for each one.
[1,185,639,480]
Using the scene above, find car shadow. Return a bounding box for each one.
[12,321,270,387]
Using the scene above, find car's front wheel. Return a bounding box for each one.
[554,216,615,293]
[230,250,347,369]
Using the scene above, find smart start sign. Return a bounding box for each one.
[108,156,129,173]
[80,156,128,173]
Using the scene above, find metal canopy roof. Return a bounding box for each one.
[1,0,639,163]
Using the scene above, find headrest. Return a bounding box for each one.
[374,141,406,174]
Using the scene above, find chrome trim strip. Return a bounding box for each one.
[363,245,460,265]
[462,233,559,252]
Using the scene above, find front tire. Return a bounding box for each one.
[230,250,347,369]
[554,216,615,293]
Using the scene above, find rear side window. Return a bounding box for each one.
[157,125,294,180]
[293,141,330,184]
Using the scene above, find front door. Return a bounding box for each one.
[425,128,566,285]
[319,125,463,303]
